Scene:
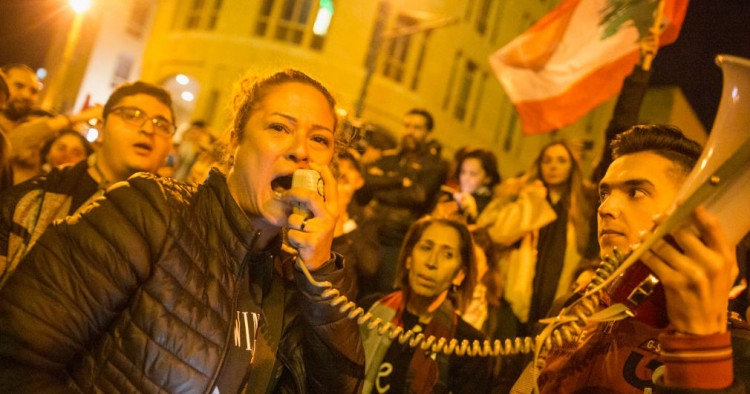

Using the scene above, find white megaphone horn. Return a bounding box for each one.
[616,54,750,275]
[572,54,750,327]
[672,54,750,245]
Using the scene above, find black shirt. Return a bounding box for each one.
[376,310,422,393]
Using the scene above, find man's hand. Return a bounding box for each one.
[641,206,738,335]
[453,192,478,219]
[71,104,103,125]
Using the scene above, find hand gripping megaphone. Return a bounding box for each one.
[600,54,750,327]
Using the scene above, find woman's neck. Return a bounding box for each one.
[405,291,449,322]
[226,168,280,251]
[547,184,563,204]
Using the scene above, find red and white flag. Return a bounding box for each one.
[489,0,688,135]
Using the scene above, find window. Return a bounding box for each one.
[255,0,334,51]
[464,0,476,21]
[503,113,517,152]
[185,0,205,29]
[111,54,134,88]
[208,0,223,29]
[490,3,504,44]
[126,0,150,38]
[442,51,461,111]
[183,0,223,30]
[475,0,492,34]
[470,71,487,128]
[255,0,274,36]
[410,31,429,91]
[275,0,313,44]
[382,14,417,83]
[454,60,477,121]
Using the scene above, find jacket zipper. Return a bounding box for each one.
[204,230,262,393]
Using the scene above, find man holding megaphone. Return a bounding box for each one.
[517,125,750,393]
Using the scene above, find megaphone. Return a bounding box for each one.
[599,54,750,327]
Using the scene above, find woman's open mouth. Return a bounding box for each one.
[271,174,293,198]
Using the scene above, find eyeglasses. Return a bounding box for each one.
[110,106,175,136]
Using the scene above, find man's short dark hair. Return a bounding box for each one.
[406,108,434,132]
[103,81,175,124]
[1,64,35,75]
[611,124,703,174]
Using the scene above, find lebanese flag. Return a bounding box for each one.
[489,0,688,135]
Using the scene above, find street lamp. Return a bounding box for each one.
[70,0,92,14]
[41,0,92,111]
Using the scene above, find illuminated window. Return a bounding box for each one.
[310,0,334,49]
[255,0,335,51]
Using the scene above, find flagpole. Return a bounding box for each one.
[640,0,666,71]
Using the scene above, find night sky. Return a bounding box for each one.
[649,0,750,129]
[1,0,749,130]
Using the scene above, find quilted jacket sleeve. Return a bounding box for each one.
[0,177,172,392]
[294,254,365,393]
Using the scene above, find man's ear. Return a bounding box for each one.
[96,120,108,142]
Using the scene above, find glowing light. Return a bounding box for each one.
[181,91,195,102]
[313,0,334,35]
[70,0,92,14]
[732,86,739,103]
[176,74,190,86]
[85,128,99,142]
[36,68,47,80]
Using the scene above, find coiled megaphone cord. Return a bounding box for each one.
[294,250,625,358]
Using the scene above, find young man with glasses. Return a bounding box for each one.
[0,81,175,288]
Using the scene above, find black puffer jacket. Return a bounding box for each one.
[0,169,364,393]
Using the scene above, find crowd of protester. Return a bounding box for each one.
[0,54,748,394]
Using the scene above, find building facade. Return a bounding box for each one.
[46,0,704,178]
[42,0,158,115]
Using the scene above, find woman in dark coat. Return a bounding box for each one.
[0,69,364,393]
